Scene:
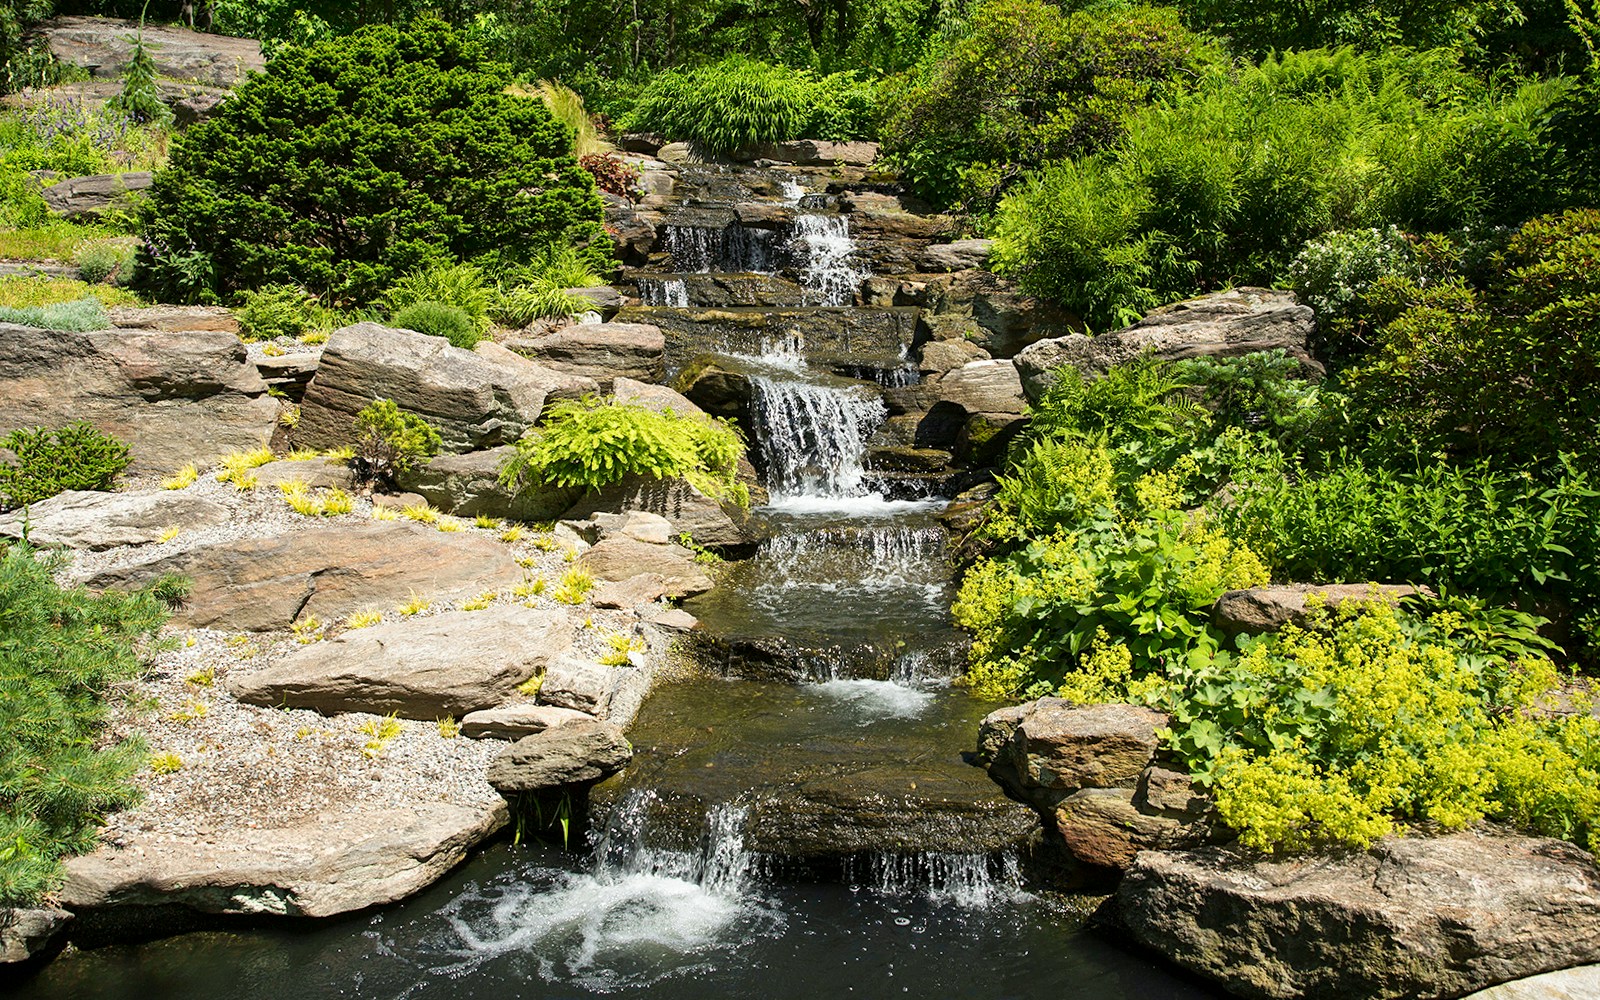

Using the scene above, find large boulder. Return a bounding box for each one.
[930,359,1027,417]
[59,799,505,918]
[294,324,589,453]
[0,490,229,550]
[108,305,239,334]
[40,172,152,219]
[396,446,579,522]
[0,324,278,474]
[0,907,71,966]
[42,15,265,86]
[83,522,523,631]
[1016,288,1319,402]
[1110,828,1600,1000]
[503,322,666,390]
[228,606,575,718]
[612,376,706,417]
[487,719,634,793]
[1461,967,1600,999]
[1212,583,1425,636]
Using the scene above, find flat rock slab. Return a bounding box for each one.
[1462,966,1600,999]
[108,305,239,334]
[59,800,505,919]
[504,322,665,388]
[461,704,594,740]
[0,323,278,474]
[487,719,633,792]
[1111,828,1600,1000]
[84,522,523,631]
[0,489,228,550]
[579,536,713,598]
[539,656,651,723]
[229,606,575,718]
[43,15,265,86]
[40,172,152,219]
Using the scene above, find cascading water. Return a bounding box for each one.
[747,376,886,501]
[789,214,867,307]
[639,276,689,307]
[661,224,774,273]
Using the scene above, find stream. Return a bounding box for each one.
[14,163,1221,999]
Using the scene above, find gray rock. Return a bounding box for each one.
[932,359,1026,417]
[0,489,228,549]
[1054,786,1211,869]
[108,305,239,334]
[677,360,753,417]
[656,141,711,166]
[537,656,651,720]
[295,324,575,453]
[1016,288,1319,402]
[917,239,994,272]
[735,139,879,166]
[0,907,71,965]
[503,322,665,390]
[612,376,706,417]
[591,572,669,610]
[84,522,523,631]
[648,609,700,632]
[619,132,666,154]
[564,285,624,318]
[908,269,1074,360]
[579,536,714,598]
[460,704,594,740]
[984,700,1167,801]
[172,91,227,127]
[397,446,579,522]
[487,719,633,792]
[562,474,753,549]
[1212,583,1424,635]
[0,324,277,474]
[40,172,152,219]
[59,799,505,918]
[251,457,355,490]
[1461,966,1600,1000]
[1112,828,1600,1000]
[228,606,574,718]
[43,15,265,86]
[918,339,991,377]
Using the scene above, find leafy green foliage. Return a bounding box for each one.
[530,79,612,158]
[621,57,878,151]
[0,544,173,905]
[990,47,1568,329]
[1340,209,1600,463]
[74,240,137,286]
[235,284,318,342]
[0,295,109,332]
[351,399,442,486]
[137,16,608,305]
[392,300,478,348]
[382,261,494,338]
[880,0,1218,210]
[500,397,747,503]
[490,244,606,326]
[0,423,131,510]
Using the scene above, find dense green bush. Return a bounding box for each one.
[382,261,494,336]
[500,397,747,503]
[137,16,607,305]
[621,57,878,151]
[0,543,177,904]
[351,398,442,486]
[235,284,318,341]
[392,300,478,348]
[990,48,1568,329]
[0,423,131,510]
[880,0,1217,210]
[74,240,138,285]
[1340,209,1600,463]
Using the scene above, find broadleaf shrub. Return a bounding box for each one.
[137,16,608,305]
[500,397,747,504]
[0,423,132,510]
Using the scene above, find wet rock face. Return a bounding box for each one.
[1109,828,1600,1000]
[0,908,72,966]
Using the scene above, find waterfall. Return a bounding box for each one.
[748,377,886,500]
[780,178,805,204]
[790,215,867,307]
[842,852,1025,908]
[638,276,689,307]
[663,223,775,273]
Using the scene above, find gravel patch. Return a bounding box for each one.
[71,457,683,846]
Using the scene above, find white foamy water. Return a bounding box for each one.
[761,495,944,517]
[436,794,783,991]
[639,276,689,307]
[846,852,1029,909]
[809,678,936,719]
[790,215,867,307]
[749,376,887,500]
[780,178,806,204]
